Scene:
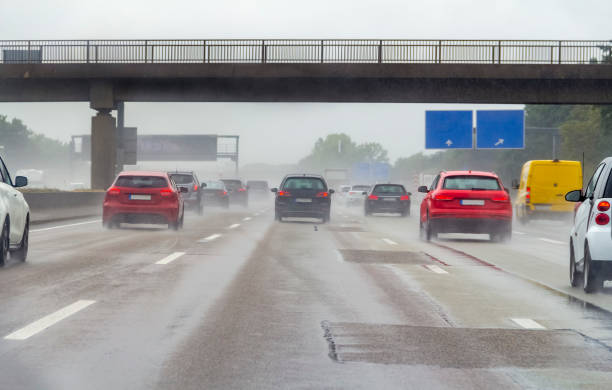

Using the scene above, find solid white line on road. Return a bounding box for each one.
[538,238,566,245]
[382,238,398,245]
[31,220,100,233]
[5,300,96,340]
[425,264,449,274]
[513,231,526,235]
[199,234,221,243]
[242,217,252,221]
[155,251,185,265]
[511,318,546,330]
[228,223,241,229]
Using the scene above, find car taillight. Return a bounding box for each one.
[595,213,610,225]
[598,200,610,212]
[434,194,453,201]
[220,190,228,196]
[278,191,291,197]
[160,188,173,197]
[316,192,329,198]
[400,195,410,201]
[193,184,198,191]
[107,187,120,196]
[368,195,379,200]
[492,195,510,202]
[238,188,246,192]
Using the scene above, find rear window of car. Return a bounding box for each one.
[116,176,168,188]
[603,170,612,198]
[352,185,371,191]
[204,181,225,189]
[221,180,242,189]
[169,174,194,185]
[248,181,268,189]
[443,175,500,190]
[373,185,405,194]
[283,177,326,190]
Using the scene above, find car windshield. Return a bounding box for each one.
[221,180,243,189]
[169,174,194,185]
[443,175,501,190]
[115,176,168,188]
[373,185,405,194]
[283,177,326,190]
[204,181,225,189]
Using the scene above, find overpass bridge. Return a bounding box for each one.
[1,39,611,188]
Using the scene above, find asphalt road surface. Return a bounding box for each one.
[1,200,612,389]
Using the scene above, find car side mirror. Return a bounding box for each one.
[14,176,28,188]
[200,182,207,188]
[407,192,412,196]
[329,189,335,194]
[179,186,189,193]
[511,179,519,190]
[417,186,429,193]
[271,188,278,193]
[565,189,584,202]
[504,187,510,194]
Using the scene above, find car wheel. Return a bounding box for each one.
[322,211,330,223]
[0,219,8,266]
[11,218,28,262]
[583,244,601,293]
[197,199,204,216]
[425,215,434,241]
[569,240,581,287]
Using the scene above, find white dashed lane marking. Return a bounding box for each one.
[242,217,252,221]
[512,231,526,235]
[155,252,185,265]
[382,238,398,245]
[199,234,221,243]
[425,264,448,274]
[31,220,100,233]
[5,300,96,340]
[538,238,565,245]
[228,223,240,229]
[511,318,546,330]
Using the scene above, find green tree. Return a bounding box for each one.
[299,133,389,171]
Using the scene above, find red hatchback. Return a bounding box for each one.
[103,171,186,229]
[418,171,512,241]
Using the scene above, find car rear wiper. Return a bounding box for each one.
[470,188,489,191]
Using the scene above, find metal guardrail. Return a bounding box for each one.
[0,40,611,64]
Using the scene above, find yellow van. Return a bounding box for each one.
[513,160,582,223]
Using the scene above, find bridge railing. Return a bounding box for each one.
[0,40,610,64]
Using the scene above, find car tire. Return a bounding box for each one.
[11,218,28,262]
[0,219,8,266]
[583,244,601,293]
[197,198,204,216]
[424,215,434,241]
[569,240,581,287]
[322,211,330,223]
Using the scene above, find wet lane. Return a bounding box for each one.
[0,202,611,388]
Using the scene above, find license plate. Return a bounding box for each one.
[461,199,484,206]
[535,204,551,211]
[130,194,151,200]
[383,198,397,202]
[296,198,312,203]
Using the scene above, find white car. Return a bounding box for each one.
[346,184,371,206]
[0,156,30,265]
[566,157,612,292]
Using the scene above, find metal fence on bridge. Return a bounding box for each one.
[1,40,610,65]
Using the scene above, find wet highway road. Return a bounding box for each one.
[1,202,612,389]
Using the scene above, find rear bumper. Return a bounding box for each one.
[586,229,612,262]
[366,200,410,213]
[103,203,179,224]
[276,202,330,218]
[430,217,511,234]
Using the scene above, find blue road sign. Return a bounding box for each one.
[476,110,524,149]
[425,111,473,149]
[371,163,390,182]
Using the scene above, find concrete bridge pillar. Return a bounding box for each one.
[90,82,117,189]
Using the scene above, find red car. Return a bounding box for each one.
[103,171,186,229]
[418,171,512,241]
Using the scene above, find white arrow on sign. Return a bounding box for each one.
[445,139,453,147]
[494,138,504,146]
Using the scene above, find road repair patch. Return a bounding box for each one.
[338,249,432,264]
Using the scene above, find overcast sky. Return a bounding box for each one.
[0,0,610,165]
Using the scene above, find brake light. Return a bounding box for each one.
[238,188,246,192]
[526,186,531,192]
[220,190,228,196]
[194,184,198,191]
[400,195,410,201]
[492,195,510,202]
[160,188,173,197]
[434,194,453,201]
[598,201,610,212]
[316,192,329,198]
[278,191,291,197]
[107,187,120,196]
[368,195,379,200]
[595,213,610,225]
